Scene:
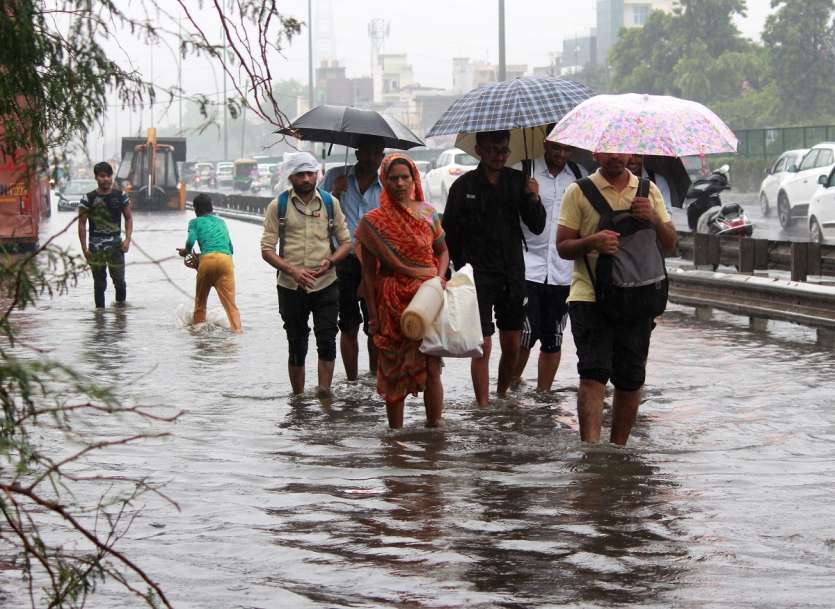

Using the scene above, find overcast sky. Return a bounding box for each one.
[89,0,776,155]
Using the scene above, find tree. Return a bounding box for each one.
[762,0,835,123]
[1,2,303,606]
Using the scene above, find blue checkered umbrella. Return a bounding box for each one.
[425,77,594,137]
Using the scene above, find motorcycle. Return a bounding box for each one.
[684,164,754,237]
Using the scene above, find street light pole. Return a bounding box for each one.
[498,0,506,81]
[308,0,315,110]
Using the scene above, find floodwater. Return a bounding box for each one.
[3,208,835,608]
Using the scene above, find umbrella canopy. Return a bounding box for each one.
[455,126,595,170]
[548,93,738,156]
[277,104,424,149]
[426,77,594,137]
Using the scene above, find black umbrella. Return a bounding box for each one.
[276,105,424,150]
[643,156,691,208]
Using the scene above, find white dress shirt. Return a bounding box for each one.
[518,158,586,285]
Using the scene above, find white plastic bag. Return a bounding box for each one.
[420,264,483,358]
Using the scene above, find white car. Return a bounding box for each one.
[759,148,808,217]
[776,143,835,227]
[414,160,431,195]
[424,148,478,202]
[808,166,835,243]
[216,162,234,188]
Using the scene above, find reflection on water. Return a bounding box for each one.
[4,211,834,608]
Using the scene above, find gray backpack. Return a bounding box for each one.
[578,178,668,322]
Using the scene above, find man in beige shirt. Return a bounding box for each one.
[261,152,352,395]
[557,152,677,446]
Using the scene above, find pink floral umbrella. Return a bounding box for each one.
[547,93,738,156]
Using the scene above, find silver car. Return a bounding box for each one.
[57,179,97,212]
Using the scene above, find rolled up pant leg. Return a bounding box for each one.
[310,283,339,362]
[278,286,311,366]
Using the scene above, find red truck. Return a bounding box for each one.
[0,151,51,251]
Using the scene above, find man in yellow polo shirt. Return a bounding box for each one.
[556,152,677,445]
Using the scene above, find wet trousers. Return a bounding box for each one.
[90,248,126,308]
[194,253,241,331]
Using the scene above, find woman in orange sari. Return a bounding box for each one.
[356,154,449,428]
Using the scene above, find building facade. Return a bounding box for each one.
[596,0,676,67]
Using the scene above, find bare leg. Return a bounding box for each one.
[386,400,405,428]
[496,330,521,398]
[424,356,443,426]
[340,332,359,381]
[317,358,335,395]
[510,347,531,388]
[288,364,305,395]
[536,351,561,392]
[368,336,378,375]
[577,379,606,443]
[471,335,492,406]
[611,388,641,445]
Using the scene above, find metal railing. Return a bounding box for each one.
[735,125,835,159]
[676,231,835,282]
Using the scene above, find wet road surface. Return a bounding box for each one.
[3,207,834,608]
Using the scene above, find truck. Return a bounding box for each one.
[116,128,187,210]
[0,150,51,251]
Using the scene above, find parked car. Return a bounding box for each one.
[56,178,97,211]
[775,143,835,227]
[216,161,234,188]
[759,149,809,216]
[424,148,478,201]
[808,165,835,243]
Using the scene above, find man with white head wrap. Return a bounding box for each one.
[261,151,352,395]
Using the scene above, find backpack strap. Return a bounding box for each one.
[318,187,336,253]
[576,177,613,291]
[277,188,336,258]
[277,190,289,258]
[566,160,583,180]
[576,177,613,218]
[645,168,656,184]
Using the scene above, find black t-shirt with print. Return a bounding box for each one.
[80,189,129,251]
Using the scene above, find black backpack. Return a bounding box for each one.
[577,178,668,322]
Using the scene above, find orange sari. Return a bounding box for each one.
[355,154,445,404]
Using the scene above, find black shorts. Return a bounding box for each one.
[335,255,370,335]
[521,281,570,353]
[568,302,654,392]
[473,270,525,337]
[277,283,339,366]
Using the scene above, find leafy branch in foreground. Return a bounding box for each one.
[0,216,183,607]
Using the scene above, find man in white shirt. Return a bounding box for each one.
[627,155,673,214]
[511,135,587,392]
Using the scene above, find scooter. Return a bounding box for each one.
[684,165,754,237]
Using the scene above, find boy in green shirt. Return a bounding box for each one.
[177,194,242,332]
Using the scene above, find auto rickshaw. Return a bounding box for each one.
[233,158,261,193]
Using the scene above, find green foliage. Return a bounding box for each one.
[762,0,835,123]
[608,0,835,129]
[0,2,307,606]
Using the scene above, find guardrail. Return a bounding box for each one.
[676,231,835,281]
[668,267,835,346]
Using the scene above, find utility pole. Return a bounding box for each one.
[498,0,506,81]
[308,0,314,111]
[178,15,183,132]
[240,102,247,158]
[222,22,228,161]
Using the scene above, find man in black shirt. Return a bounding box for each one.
[442,130,546,405]
[78,161,133,308]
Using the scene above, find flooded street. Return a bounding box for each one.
[6,208,835,608]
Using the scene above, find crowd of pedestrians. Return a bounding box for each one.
[79,127,676,446]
